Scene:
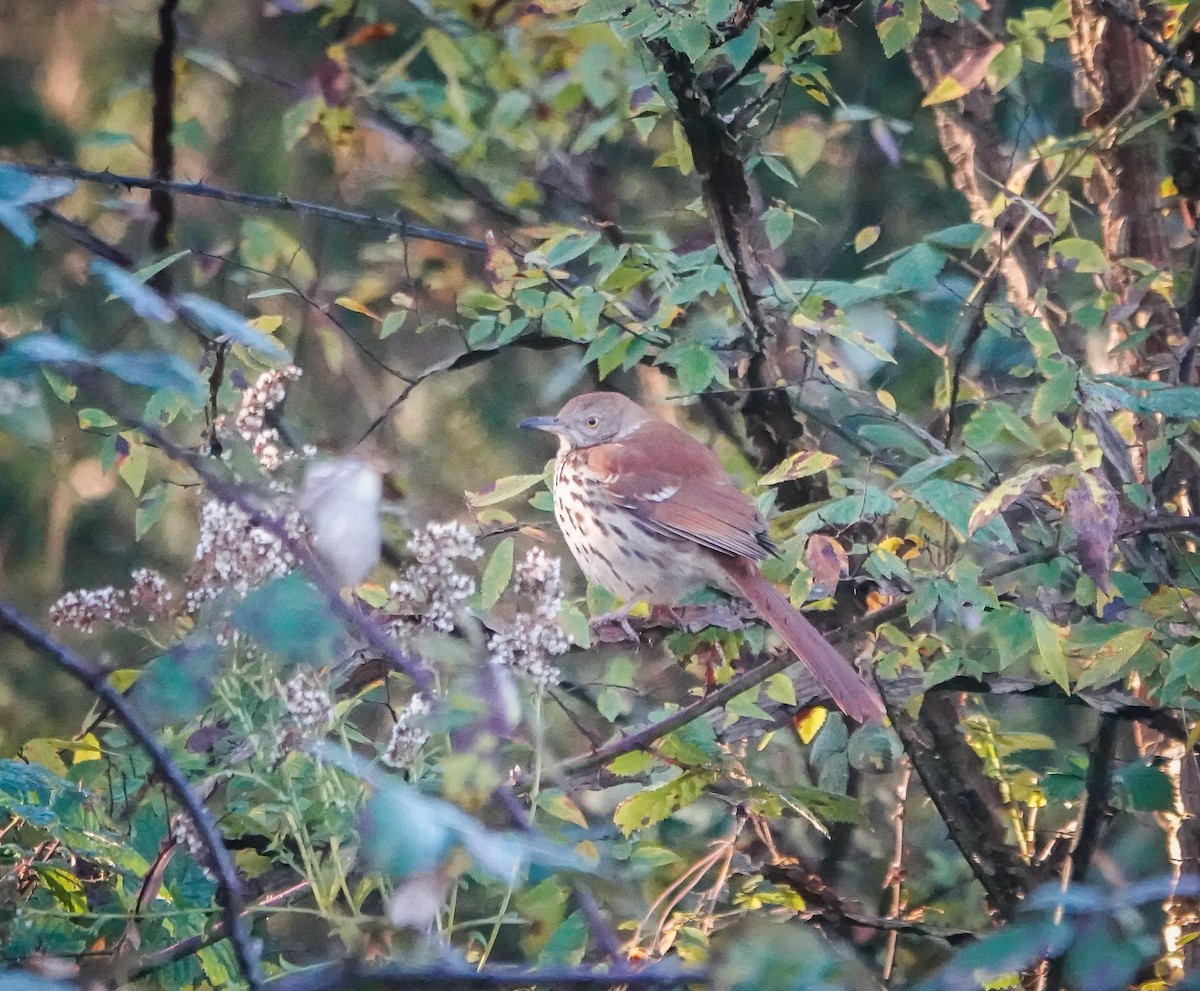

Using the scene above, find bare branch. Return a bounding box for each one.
[10,162,488,252]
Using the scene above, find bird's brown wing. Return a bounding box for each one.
[586,421,770,562]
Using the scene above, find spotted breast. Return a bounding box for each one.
[552,449,719,602]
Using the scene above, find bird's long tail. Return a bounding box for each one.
[721,559,885,723]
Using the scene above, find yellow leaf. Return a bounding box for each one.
[854,225,881,253]
[334,296,381,320]
[793,706,827,744]
[248,315,283,333]
[921,42,1004,107]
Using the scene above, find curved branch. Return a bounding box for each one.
[0,598,264,991]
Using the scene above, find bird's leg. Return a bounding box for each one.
[590,599,643,642]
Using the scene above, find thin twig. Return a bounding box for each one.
[0,598,264,991]
[11,162,488,252]
[148,0,178,291]
[134,880,312,977]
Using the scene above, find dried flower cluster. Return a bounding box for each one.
[381,692,432,768]
[487,547,571,688]
[50,567,176,632]
[270,668,336,762]
[232,365,302,471]
[386,521,483,636]
[49,586,129,634]
[187,499,304,608]
[170,813,212,877]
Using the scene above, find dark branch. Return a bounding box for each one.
[263,961,706,991]
[0,598,264,990]
[134,880,311,977]
[149,0,178,291]
[11,162,488,252]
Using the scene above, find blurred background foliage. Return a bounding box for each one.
[3,0,1200,988]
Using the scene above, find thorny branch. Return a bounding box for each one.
[0,597,265,991]
[12,162,488,252]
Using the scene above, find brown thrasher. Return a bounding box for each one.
[520,392,885,723]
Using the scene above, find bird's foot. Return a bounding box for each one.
[590,601,643,643]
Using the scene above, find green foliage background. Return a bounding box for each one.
[2,0,1200,988]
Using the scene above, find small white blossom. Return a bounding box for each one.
[49,587,129,633]
[381,693,432,768]
[234,366,302,471]
[279,669,334,732]
[386,522,483,635]
[187,499,304,608]
[486,548,572,688]
[129,568,174,618]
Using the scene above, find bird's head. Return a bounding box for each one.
[519,392,648,449]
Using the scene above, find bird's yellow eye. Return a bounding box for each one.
[586,416,599,428]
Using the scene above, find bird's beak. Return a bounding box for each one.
[519,415,561,433]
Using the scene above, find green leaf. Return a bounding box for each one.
[90,259,176,323]
[135,483,169,539]
[760,450,839,486]
[925,222,986,248]
[876,0,922,58]
[763,207,794,249]
[480,537,515,609]
[1073,627,1149,691]
[1051,237,1108,274]
[1031,367,1077,423]
[613,771,718,836]
[660,341,726,394]
[176,294,290,361]
[29,863,87,914]
[968,464,1061,533]
[765,672,797,705]
[1135,385,1200,419]
[666,15,711,61]
[232,573,342,665]
[609,751,654,776]
[118,437,148,496]
[77,408,118,430]
[538,910,588,966]
[468,473,544,508]
[132,248,191,285]
[886,242,947,291]
[1030,612,1070,692]
[1117,762,1174,811]
[923,0,957,18]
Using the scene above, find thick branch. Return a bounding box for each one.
[263,962,706,991]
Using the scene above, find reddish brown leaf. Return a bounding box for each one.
[805,534,849,597]
[1064,470,1119,591]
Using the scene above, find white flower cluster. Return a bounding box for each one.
[49,566,180,632]
[234,365,301,471]
[381,693,432,768]
[129,568,174,614]
[387,522,483,634]
[269,668,335,763]
[187,499,304,608]
[487,548,571,688]
[170,812,212,878]
[280,668,335,732]
[49,586,129,633]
